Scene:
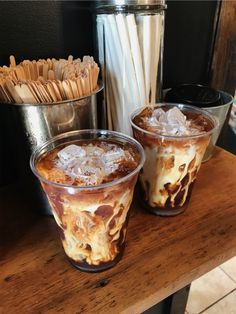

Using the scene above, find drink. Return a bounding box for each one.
[30,130,145,272]
[131,104,217,216]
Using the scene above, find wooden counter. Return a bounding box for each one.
[1,148,236,314]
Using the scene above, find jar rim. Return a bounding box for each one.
[95,0,166,10]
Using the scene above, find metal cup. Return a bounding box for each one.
[164,87,233,162]
[202,91,233,162]
[2,83,103,214]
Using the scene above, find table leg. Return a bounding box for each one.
[143,284,191,314]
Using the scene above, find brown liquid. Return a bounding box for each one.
[132,106,213,216]
[36,139,140,271]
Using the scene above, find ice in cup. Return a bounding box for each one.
[30,130,145,272]
[131,104,218,216]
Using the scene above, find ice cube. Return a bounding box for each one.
[151,107,188,135]
[165,107,186,126]
[71,157,105,185]
[56,158,77,170]
[104,163,119,176]
[57,144,87,171]
[84,146,105,156]
[102,148,125,163]
[148,116,159,127]
[145,106,203,136]
[58,144,86,164]
[153,108,166,121]
[164,125,178,135]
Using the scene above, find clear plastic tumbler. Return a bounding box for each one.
[30,130,145,272]
[131,104,218,216]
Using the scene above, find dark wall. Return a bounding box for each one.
[0,1,93,65]
[164,0,218,87]
[0,0,218,83]
[0,0,218,186]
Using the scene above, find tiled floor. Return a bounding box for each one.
[186,256,236,314]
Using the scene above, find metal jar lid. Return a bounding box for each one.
[95,0,166,9]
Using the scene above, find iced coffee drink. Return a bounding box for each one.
[131,104,217,216]
[30,130,144,272]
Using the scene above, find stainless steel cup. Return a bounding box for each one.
[2,84,103,214]
[202,91,233,162]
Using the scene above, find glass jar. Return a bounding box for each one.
[95,0,166,134]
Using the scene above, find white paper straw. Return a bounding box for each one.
[115,14,141,108]
[97,12,163,134]
[106,75,114,130]
[106,14,134,134]
[126,14,146,107]
[150,14,162,104]
[96,15,105,79]
[142,15,152,104]
[97,15,108,129]
[107,18,130,134]
[136,15,144,65]
[103,15,123,132]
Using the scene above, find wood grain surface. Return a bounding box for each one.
[1,147,236,314]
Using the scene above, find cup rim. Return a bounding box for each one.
[130,103,219,140]
[30,129,145,190]
[163,88,234,109]
[203,90,234,110]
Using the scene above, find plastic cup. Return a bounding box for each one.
[30,130,145,272]
[130,104,218,216]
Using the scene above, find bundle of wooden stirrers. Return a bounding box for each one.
[0,55,100,104]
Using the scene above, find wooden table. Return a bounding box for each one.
[1,148,236,314]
